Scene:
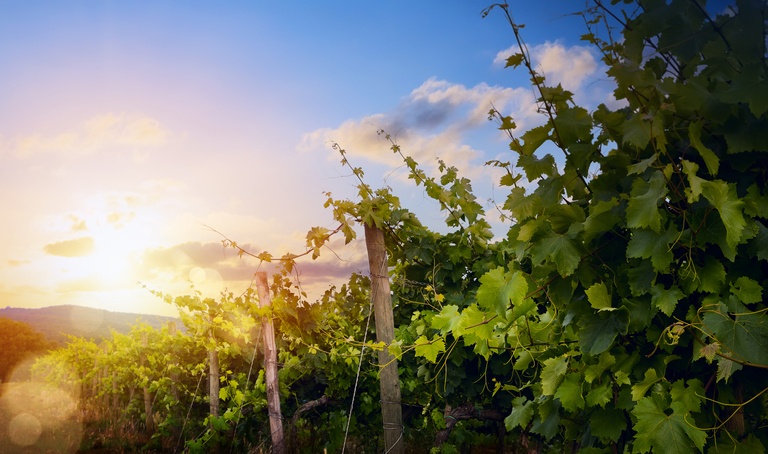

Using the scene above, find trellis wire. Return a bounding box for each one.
[176,361,207,453]
[341,292,376,454]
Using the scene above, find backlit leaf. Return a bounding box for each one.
[701,180,746,249]
[626,171,668,232]
[541,355,569,395]
[688,120,719,176]
[414,335,445,363]
[586,282,613,311]
[476,268,528,316]
[431,305,461,336]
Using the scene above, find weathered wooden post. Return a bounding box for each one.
[364,223,403,453]
[208,311,220,421]
[255,271,285,454]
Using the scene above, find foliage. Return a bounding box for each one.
[322,0,768,451]
[0,317,52,382]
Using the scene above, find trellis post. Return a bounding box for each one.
[364,223,403,453]
[255,271,285,454]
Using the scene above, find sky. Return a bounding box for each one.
[0,1,621,318]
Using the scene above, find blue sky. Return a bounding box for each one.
[0,1,616,317]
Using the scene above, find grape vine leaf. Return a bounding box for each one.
[504,396,535,431]
[702,308,768,366]
[476,268,527,316]
[710,434,766,453]
[632,396,707,453]
[578,308,629,355]
[729,277,763,305]
[631,368,661,401]
[626,226,677,272]
[586,381,612,408]
[586,282,613,311]
[554,373,585,412]
[650,284,684,316]
[530,230,582,276]
[626,171,668,233]
[688,120,720,176]
[590,408,627,442]
[431,305,461,336]
[541,355,569,395]
[414,335,445,363]
[701,180,746,249]
[584,351,616,383]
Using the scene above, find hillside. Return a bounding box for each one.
[0,305,180,345]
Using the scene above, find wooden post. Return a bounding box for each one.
[364,223,403,454]
[255,271,284,454]
[208,312,220,420]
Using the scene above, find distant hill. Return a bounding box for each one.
[0,305,181,345]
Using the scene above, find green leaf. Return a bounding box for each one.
[702,307,768,366]
[590,408,627,442]
[631,368,661,401]
[584,197,621,241]
[586,381,613,408]
[626,171,668,233]
[505,396,535,431]
[541,355,569,395]
[517,153,555,181]
[730,276,763,305]
[650,285,684,316]
[681,160,705,203]
[669,379,704,414]
[754,220,768,261]
[476,268,528,316]
[584,351,616,383]
[621,113,651,150]
[688,120,719,176]
[387,340,403,360]
[586,282,614,311]
[555,373,585,412]
[431,305,461,336]
[632,396,707,453]
[627,153,658,176]
[505,53,525,68]
[515,124,552,157]
[710,434,766,453]
[414,335,445,363]
[553,106,593,144]
[530,230,582,277]
[626,226,677,272]
[716,357,742,383]
[701,180,746,249]
[681,257,725,294]
[627,260,657,296]
[578,308,629,355]
[505,187,541,221]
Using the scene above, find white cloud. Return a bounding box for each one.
[494,41,599,93]
[5,113,172,160]
[299,78,539,180]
